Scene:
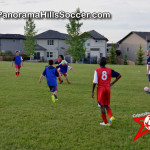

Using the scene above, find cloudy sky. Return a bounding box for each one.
[0,0,150,42]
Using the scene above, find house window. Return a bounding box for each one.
[47,52,49,57]
[100,53,103,58]
[127,47,129,52]
[50,52,53,58]
[47,39,54,45]
[47,52,53,58]
[87,43,90,46]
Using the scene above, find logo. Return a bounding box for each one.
[133,113,150,142]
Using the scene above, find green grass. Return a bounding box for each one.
[0,61,150,150]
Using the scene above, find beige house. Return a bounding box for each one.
[118,31,150,62]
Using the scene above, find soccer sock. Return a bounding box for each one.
[18,72,20,75]
[107,108,113,119]
[66,78,69,83]
[58,77,61,82]
[101,113,108,124]
[53,94,58,99]
[16,72,18,76]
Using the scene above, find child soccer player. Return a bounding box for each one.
[92,57,121,126]
[56,60,70,84]
[39,60,59,103]
[146,50,150,93]
[12,51,23,77]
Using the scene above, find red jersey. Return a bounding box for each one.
[93,67,121,106]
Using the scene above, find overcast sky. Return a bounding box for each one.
[0,0,150,42]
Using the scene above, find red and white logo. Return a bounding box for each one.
[144,115,150,130]
[133,114,150,142]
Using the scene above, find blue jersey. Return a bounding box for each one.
[56,64,68,74]
[42,66,59,86]
[13,56,22,65]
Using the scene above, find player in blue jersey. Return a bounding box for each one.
[12,51,23,77]
[56,60,70,84]
[39,60,60,103]
[146,50,150,93]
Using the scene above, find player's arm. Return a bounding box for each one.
[55,69,60,77]
[56,65,61,69]
[92,70,98,98]
[21,56,23,66]
[39,69,46,83]
[12,57,15,67]
[146,58,150,76]
[110,70,121,87]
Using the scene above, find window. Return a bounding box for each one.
[100,53,103,58]
[47,39,54,45]
[127,47,129,52]
[87,43,90,46]
[50,52,53,58]
[47,52,53,58]
[47,52,49,57]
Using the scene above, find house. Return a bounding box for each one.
[36,30,69,61]
[118,31,150,62]
[85,30,108,59]
[0,34,25,54]
[107,43,120,56]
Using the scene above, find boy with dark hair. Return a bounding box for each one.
[56,60,70,84]
[39,60,59,103]
[92,57,121,126]
[146,50,150,93]
[12,51,23,77]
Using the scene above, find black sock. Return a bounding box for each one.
[54,94,58,99]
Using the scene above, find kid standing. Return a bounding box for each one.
[92,57,121,126]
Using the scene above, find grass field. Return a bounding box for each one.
[0,61,150,150]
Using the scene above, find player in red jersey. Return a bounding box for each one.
[92,57,121,126]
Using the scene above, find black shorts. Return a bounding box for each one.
[148,75,150,82]
[49,86,57,92]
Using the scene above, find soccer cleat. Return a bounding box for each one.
[51,95,55,103]
[68,82,71,84]
[100,122,111,127]
[55,98,58,101]
[109,116,115,124]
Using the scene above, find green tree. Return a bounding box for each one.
[124,53,128,65]
[109,43,117,64]
[23,18,37,61]
[65,8,89,62]
[136,45,145,65]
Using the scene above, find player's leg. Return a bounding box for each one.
[59,73,63,84]
[105,88,115,124]
[18,65,21,76]
[149,75,150,92]
[52,88,58,101]
[16,68,18,77]
[65,74,70,84]
[106,106,115,124]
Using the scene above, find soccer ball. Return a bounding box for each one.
[144,87,149,92]
[144,115,150,130]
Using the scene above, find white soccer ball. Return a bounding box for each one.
[144,87,149,92]
[144,115,150,130]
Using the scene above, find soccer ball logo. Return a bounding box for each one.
[144,115,150,130]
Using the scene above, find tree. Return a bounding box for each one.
[136,45,145,65]
[65,8,89,62]
[123,53,128,65]
[109,43,117,64]
[23,18,37,61]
